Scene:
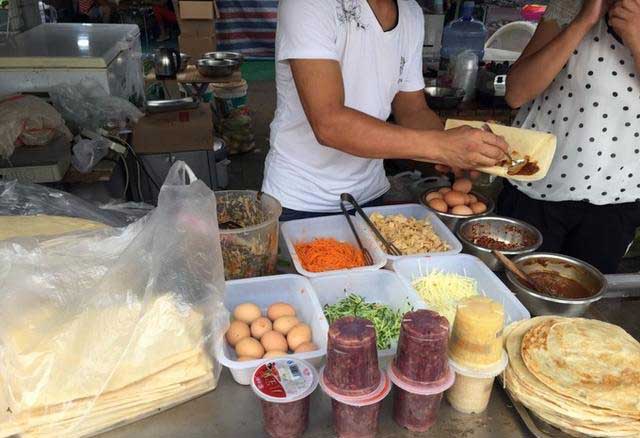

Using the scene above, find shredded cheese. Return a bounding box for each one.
[411,270,478,324]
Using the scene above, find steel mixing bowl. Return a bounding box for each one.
[420,186,495,231]
[203,51,244,66]
[457,216,542,271]
[178,53,190,72]
[506,253,607,317]
[196,58,238,78]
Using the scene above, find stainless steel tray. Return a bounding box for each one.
[145,97,199,114]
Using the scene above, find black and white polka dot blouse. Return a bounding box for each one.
[512,14,640,205]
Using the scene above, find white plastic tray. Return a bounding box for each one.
[310,270,425,367]
[359,204,463,262]
[280,214,387,278]
[392,254,530,326]
[217,274,329,385]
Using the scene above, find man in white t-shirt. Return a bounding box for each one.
[263,0,509,220]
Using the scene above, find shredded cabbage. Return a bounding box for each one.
[412,270,478,324]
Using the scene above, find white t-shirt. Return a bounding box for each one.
[262,0,426,212]
[512,0,640,205]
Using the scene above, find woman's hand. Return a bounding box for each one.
[576,0,610,26]
[609,0,640,53]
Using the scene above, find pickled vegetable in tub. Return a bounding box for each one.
[332,400,380,438]
[393,388,443,432]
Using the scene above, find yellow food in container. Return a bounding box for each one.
[368,213,450,255]
[411,271,478,325]
[446,373,495,414]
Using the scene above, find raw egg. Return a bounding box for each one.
[267,302,296,321]
[467,194,478,204]
[438,187,452,195]
[425,191,443,202]
[287,324,312,351]
[428,198,448,213]
[273,315,300,335]
[225,320,250,347]
[443,190,467,207]
[294,342,318,353]
[250,317,272,340]
[237,356,257,362]
[261,330,289,352]
[263,350,288,359]
[451,205,474,215]
[235,337,264,359]
[470,202,488,214]
[233,302,261,325]
[452,178,473,194]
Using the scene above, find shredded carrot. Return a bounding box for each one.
[294,238,366,272]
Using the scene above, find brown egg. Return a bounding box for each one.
[452,178,473,194]
[237,356,257,362]
[467,194,478,204]
[294,342,318,353]
[261,330,289,352]
[451,205,474,216]
[443,190,467,207]
[470,202,488,214]
[263,350,288,359]
[425,191,443,202]
[273,315,300,335]
[428,198,448,213]
[233,302,262,325]
[287,324,312,351]
[235,337,264,359]
[225,320,250,347]
[267,302,296,321]
[250,317,273,340]
[438,187,452,195]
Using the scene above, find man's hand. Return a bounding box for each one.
[576,0,611,26]
[609,0,640,53]
[430,126,509,169]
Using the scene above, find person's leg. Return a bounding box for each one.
[562,203,640,274]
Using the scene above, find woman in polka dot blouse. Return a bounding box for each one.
[500,0,640,273]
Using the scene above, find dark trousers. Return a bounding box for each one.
[497,183,640,274]
[279,196,386,222]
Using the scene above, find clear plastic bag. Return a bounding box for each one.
[71,137,112,173]
[0,161,228,438]
[49,80,143,133]
[0,94,73,158]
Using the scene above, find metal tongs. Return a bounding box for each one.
[339,193,403,261]
[482,124,528,175]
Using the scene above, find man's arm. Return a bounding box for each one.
[505,0,608,108]
[609,0,640,76]
[392,90,443,131]
[290,59,508,169]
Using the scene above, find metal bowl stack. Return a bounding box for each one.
[196,58,239,78]
[203,51,244,65]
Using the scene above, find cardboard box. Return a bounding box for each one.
[178,35,217,60]
[133,104,214,154]
[178,19,215,38]
[178,1,214,19]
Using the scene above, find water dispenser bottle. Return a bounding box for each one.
[441,1,487,62]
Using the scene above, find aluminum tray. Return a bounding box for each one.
[145,97,199,113]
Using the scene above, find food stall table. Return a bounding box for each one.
[145,67,243,100]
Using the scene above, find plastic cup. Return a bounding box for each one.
[324,316,380,396]
[251,358,319,438]
[394,310,449,383]
[446,351,508,414]
[387,362,455,432]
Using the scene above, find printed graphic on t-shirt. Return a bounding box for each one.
[399,56,406,84]
[337,0,366,29]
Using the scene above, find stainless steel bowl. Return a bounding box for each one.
[178,53,190,72]
[424,86,465,109]
[202,51,244,65]
[506,253,607,317]
[457,216,542,271]
[196,58,239,78]
[420,186,495,231]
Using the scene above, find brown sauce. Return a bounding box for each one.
[514,161,539,176]
[528,271,594,299]
[467,224,536,251]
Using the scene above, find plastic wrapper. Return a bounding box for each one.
[99,201,155,224]
[0,94,72,159]
[0,161,229,438]
[49,80,143,133]
[71,137,112,173]
[0,180,126,227]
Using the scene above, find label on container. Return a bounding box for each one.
[253,359,315,400]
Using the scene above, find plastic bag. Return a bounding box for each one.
[0,179,127,227]
[99,201,155,224]
[49,80,143,133]
[71,137,111,173]
[0,162,228,437]
[0,94,73,158]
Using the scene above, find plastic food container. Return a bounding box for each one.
[392,254,530,327]
[446,352,508,414]
[324,317,380,395]
[310,270,425,367]
[280,214,387,278]
[358,204,462,265]
[216,190,282,280]
[449,296,505,368]
[395,310,450,383]
[251,358,319,438]
[218,275,329,385]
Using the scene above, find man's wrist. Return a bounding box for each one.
[414,130,444,163]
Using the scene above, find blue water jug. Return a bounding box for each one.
[440,1,487,62]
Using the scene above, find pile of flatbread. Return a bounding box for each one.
[504,317,640,437]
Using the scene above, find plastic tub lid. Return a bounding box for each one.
[387,363,456,396]
[448,350,508,379]
[251,358,319,404]
[319,366,391,407]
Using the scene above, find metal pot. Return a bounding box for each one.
[153,47,182,79]
[420,186,495,231]
[457,216,542,271]
[506,253,606,317]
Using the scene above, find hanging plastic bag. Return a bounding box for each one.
[0,161,228,438]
